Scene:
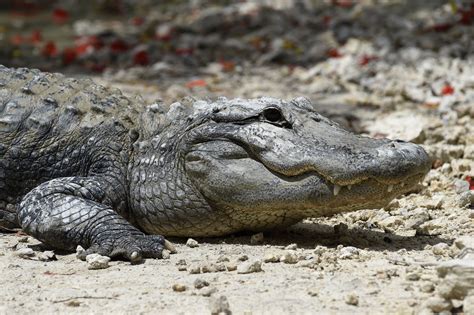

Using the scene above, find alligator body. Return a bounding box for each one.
[0,66,430,261]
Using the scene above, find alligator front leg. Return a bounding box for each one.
[17,176,168,262]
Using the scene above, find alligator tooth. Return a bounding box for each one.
[347,185,352,190]
[387,185,393,192]
[333,185,341,196]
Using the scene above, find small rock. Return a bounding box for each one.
[194,278,209,289]
[338,246,359,259]
[37,251,56,262]
[456,191,474,208]
[189,264,201,274]
[237,254,249,261]
[178,265,187,271]
[15,247,35,259]
[65,300,81,307]
[186,238,199,248]
[86,254,110,270]
[76,245,85,258]
[263,253,280,263]
[237,259,262,274]
[216,255,230,263]
[463,295,474,314]
[172,283,187,292]
[453,236,474,250]
[420,282,435,293]
[453,179,470,193]
[432,243,449,255]
[307,288,319,296]
[280,251,298,264]
[406,272,421,281]
[201,286,217,297]
[378,215,404,231]
[285,243,297,250]
[209,295,231,315]
[176,259,187,266]
[202,263,218,273]
[250,232,264,245]
[314,245,328,255]
[345,293,359,306]
[422,297,452,313]
[226,262,237,271]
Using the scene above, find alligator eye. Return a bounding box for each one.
[262,107,283,123]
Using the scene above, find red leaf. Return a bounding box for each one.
[131,16,145,26]
[133,50,149,66]
[74,36,103,55]
[322,15,332,27]
[30,30,42,44]
[186,79,207,88]
[41,41,58,58]
[430,23,454,32]
[10,34,23,46]
[219,60,235,72]
[441,84,454,96]
[459,4,474,25]
[53,8,69,24]
[62,47,77,65]
[175,48,194,56]
[359,54,378,66]
[327,48,342,58]
[110,39,129,53]
[466,176,474,190]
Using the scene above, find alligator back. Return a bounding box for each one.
[0,66,142,229]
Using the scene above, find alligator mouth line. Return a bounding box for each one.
[328,173,425,196]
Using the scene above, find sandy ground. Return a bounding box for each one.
[1,1,474,314]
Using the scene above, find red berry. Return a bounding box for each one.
[53,8,69,24]
[441,84,454,95]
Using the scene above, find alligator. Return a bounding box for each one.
[0,66,431,261]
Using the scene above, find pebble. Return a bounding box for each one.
[345,293,359,306]
[406,272,421,281]
[209,295,231,315]
[194,278,209,289]
[338,246,359,259]
[456,191,474,208]
[238,254,249,261]
[188,263,201,274]
[421,297,452,313]
[225,262,237,271]
[86,254,110,270]
[201,286,217,297]
[280,251,298,264]
[172,283,187,292]
[453,179,470,194]
[420,282,435,293]
[285,243,297,250]
[237,259,262,274]
[463,295,474,315]
[250,232,264,245]
[186,238,199,248]
[453,236,474,250]
[307,288,319,297]
[14,247,35,259]
[37,251,56,262]
[432,243,449,255]
[263,253,280,263]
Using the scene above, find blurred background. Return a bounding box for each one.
[0,0,473,128]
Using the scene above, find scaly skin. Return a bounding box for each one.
[0,66,431,261]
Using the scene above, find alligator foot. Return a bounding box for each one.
[76,234,171,262]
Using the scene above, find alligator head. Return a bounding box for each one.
[134,97,431,236]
